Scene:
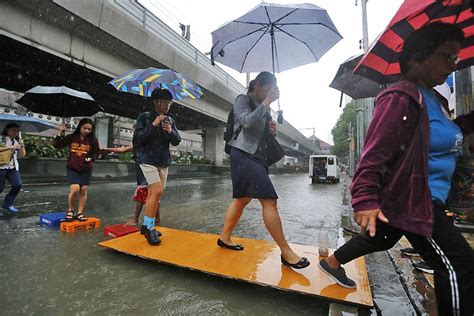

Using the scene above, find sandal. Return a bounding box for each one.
[65,210,75,222]
[281,255,310,269]
[76,213,88,222]
[217,238,244,251]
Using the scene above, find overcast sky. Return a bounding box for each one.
[140,0,404,144]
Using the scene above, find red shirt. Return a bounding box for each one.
[53,134,100,172]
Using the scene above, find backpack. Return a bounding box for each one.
[224,109,241,154]
[0,136,14,165]
[223,95,257,154]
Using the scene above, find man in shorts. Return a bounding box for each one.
[133,88,181,245]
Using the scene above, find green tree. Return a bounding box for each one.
[331,101,357,163]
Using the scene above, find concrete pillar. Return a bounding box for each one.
[203,128,225,166]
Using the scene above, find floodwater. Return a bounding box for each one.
[0,173,345,315]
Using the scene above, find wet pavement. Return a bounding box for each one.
[0,173,346,315]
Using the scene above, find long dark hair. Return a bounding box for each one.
[73,118,95,139]
[2,123,20,137]
[248,71,277,92]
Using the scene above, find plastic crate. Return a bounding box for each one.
[39,212,66,228]
[104,224,140,238]
[60,217,101,233]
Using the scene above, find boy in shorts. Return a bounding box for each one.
[133,88,181,245]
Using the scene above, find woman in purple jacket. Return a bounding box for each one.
[319,22,474,316]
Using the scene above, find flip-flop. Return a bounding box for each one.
[217,238,244,251]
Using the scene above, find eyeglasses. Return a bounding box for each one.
[435,52,460,65]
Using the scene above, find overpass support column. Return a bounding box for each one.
[203,128,225,166]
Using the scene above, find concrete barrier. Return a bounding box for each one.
[18,158,303,184]
[18,158,230,184]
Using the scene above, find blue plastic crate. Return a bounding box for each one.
[39,212,67,228]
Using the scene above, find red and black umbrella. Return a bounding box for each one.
[355,0,474,84]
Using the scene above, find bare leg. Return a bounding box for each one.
[126,201,143,226]
[68,184,80,211]
[219,197,251,245]
[155,201,161,225]
[260,199,301,264]
[325,255,341,269]
[143,182,162,218]
[77,185,88,214]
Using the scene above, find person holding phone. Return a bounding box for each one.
[133,88,181,245]
[217,71,310,270]
[53,118,101,222]
[0,123,26,214]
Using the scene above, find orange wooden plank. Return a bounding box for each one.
[98,227,373,307]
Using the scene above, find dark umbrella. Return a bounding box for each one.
[354,0,474,84]
[330,54,383,104]
[0,114,55,133]
[17,86,103,117]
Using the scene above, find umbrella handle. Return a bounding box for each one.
[276,100,283,124]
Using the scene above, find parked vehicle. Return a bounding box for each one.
[309,155,340,184]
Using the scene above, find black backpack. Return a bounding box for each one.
[224,109,241,154]
[223,95,257,154]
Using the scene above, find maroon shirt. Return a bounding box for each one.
[351,80,474,237]
[53,134,101,172]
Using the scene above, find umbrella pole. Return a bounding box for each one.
[271,26,284,124]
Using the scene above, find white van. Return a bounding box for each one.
[309,155,340,184]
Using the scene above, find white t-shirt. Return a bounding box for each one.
[0,137,19,171]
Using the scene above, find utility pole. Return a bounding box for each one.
[355,0,369,163]
[348,121,354,176]
[361,0,369,52]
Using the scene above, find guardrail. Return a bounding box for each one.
[111,0,245,96]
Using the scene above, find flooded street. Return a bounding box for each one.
[0,173,345,315]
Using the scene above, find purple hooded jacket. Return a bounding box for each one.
[351,80,474,237]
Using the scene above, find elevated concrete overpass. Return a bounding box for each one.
[0,0,323,164]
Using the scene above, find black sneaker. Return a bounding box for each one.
[412,260,434,274]
[319,259,357,289]
[400,247,419,257]
[140,225,161,246]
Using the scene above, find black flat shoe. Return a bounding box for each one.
[140,225,161,246]
[140,225,162,237]
[217,238,244,251]
[281,255,310,269]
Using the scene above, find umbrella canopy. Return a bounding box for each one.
[0,114,56,133]
[109,68,203,100]
[354,0,474,84]
[329,54,383,100]
[210,2,342,73]
[17,86,103,117]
